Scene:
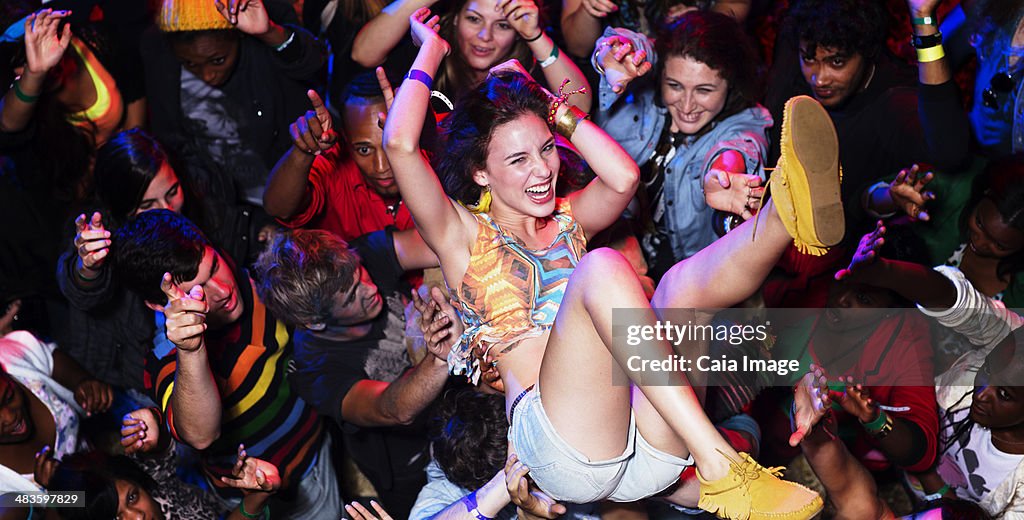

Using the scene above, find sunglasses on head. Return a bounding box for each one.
[983,69,1016,109]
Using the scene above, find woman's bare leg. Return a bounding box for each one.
[653,199,791,311]
[539,248,737,479]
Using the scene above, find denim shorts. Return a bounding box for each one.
[509,386,694,503]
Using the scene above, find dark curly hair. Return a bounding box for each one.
[112,209,211,306]
[435,71,551,207]
[783,0,888,61]
[655,10,760,122]
[958,154,1024,281]
[428,389,508,490]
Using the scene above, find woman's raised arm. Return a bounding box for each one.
[382,9,475,257]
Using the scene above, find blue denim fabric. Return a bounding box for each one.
[592,27,773,260]
[509,387,693,503]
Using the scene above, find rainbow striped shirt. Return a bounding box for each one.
[146,276,323,498]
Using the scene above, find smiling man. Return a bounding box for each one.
[264,72,415,241]
[113,210,339,519]
[764,0,969,232]
[254,228,446,518]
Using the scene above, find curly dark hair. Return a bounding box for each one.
[958,154,1024,281]
[655,10,760,122]
[783,0,888,61]
[428,389,508,490]
[435,71,551,207]
[112,209,211,305]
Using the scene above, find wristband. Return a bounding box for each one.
[12,80,39,103]
[239,501,269,519]
[274,30,295,52]
[405,69,433,91]
[76,266,102,283]
[924,484,950,501]
[911,31,942,49]
[555,105,588,139]
[461,490,494,520]
[540,45,560,69]
[523,30,544,42]
[916,45,945,63]
[861,409,887,431]
[912,16,936,25]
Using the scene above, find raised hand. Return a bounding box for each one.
[837,376,878,424]
[375,67,394,129]
[121,408,161,455]
[410,7,449,54]
[906,0,941,19]
[834,221,886,281]
[289,90,336,155]
[579,0,618,18]
[73,212,111,274]
[412,286,463,362]
[74,378,113,415]
[33,445,59,488]
[23,9,72,76]
[789,364,832,446]
[595,35,652,94]
[497,0,541,41]
[214,0,270,35]
[505,452,566,519]
[220,444,281,493]
[889,165,935,221]
[703,170,765,220]
[345,500,394,520]
[160,274,208,352]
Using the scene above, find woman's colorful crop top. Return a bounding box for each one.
[447,198,588,383]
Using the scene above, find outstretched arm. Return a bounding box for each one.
[263,90,336,219]
[793,369,889,520]
[499,0,592,112]
[834,222,956,309]
[351,0,436,67]
[155,275,222,450]
[1,9,72,134]
[382,10,476,262]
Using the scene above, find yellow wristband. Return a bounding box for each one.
[916,45,945,63]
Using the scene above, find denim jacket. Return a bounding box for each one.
[594,30,773,259]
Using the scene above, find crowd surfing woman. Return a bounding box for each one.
[353,0,591,116]
[382,7,851,517]
[594,11,772,279]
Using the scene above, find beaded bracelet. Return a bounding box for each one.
[546,78,588,127]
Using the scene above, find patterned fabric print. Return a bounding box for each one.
[364,293,414,382]
[22,380,80,463]
[147,281,323,499]
[449,199,587,383]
